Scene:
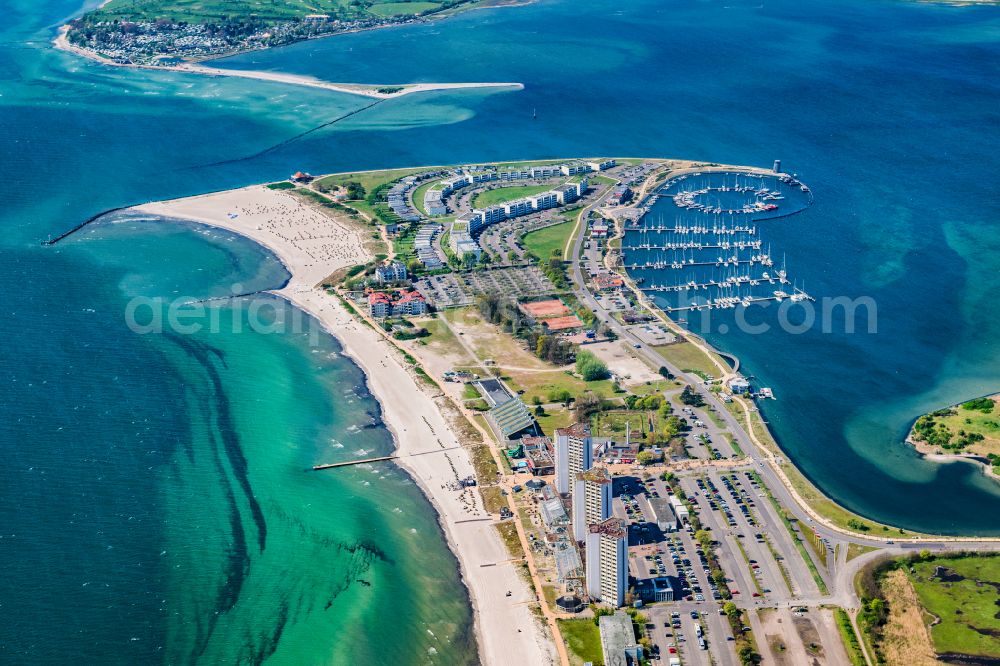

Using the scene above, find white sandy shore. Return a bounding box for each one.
[133,187,555,666]
[53,27,523,99]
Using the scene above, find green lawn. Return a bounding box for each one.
[368,1,440,17]
[535,407,575,435]
[909,554,1000,658]
[523,220,574,259]
[558,619,604,666]
[591,409,669,442]
[314,167,431,198]
[503,371,615,408]
[412,179,440,216]
[653,341,725,378]
[472,184,552,208]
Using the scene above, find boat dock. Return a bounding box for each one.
[623,255,773,270]
[656,287,814,313]
[640,272,790,292]
[622,240,763,252]
[629,224,757,236]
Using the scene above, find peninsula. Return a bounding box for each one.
[60,0,524,65]
[58,158,1000,666]
[54,0,526,98]
[908,395,1000,479]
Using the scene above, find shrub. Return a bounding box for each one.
[576,350,610,381]
[961,397,995,413]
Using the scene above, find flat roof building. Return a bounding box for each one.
[523,436,555,476]
[540,497,569,529]
[555,423,593,495]
[573,466,612,542]
[599,611,642,666]
[668,495,690,523]
[586,518,628,607]
[648,497,678,532]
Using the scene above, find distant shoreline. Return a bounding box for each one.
[53,25,523,100]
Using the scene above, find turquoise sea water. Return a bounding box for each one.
[2,0,1000,662]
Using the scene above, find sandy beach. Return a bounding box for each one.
[133,186,556,666]
[54,27,522,99]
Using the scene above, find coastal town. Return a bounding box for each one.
[75,154,1000,666]
[62,0,484,65]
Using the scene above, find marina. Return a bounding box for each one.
[621,169,813,314]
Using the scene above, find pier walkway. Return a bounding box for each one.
[311,444,465,470]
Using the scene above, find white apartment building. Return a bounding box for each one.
[586,517,628,607]
[555,422,593,494]
[573,465,612,542]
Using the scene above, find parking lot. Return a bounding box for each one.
[680,469,824,606]
[612,475,736,665]
[414,265,556,308]
[671,401,740,461]
[627,323,676,346]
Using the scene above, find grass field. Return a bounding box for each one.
[411,178,440,217]
[472,184,552,208]
[523,220,574,259]
[91,0,451,22]
[368,1,440,17]
[557,619,604,666]
[653,341,726,378]
[314,167,430,197]
[535,407,575,434]
[503,370,616,407]
[846,542,878,561]
[591,409,669,441]
[908,554,1000,658]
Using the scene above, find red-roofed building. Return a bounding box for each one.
[368,290,429,318]
[291,171,314,183]
[393,291,428,316]
[593,274,624,291]
[368,292,392,318]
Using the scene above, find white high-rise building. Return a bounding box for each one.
[573,466,612,542]
[586,517,628,607]
[554,422,592,494]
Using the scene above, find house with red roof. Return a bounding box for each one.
[368,292,392,318]
[392,291,428,316]
[368,290,428,319]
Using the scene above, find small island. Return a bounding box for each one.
[908,395,1000,477]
